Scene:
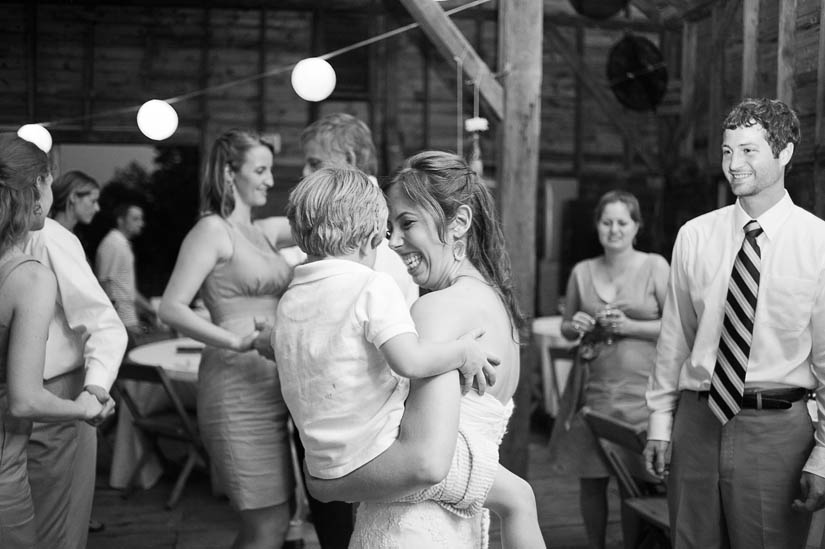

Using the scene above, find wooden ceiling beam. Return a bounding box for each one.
[398,0,503,120]
[628,0,683,29]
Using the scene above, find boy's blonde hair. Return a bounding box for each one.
[287,167,387,257]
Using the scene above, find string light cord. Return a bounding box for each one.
[37,0,492,129]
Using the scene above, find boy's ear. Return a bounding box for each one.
[345,149,358,168]
[449,204,472,239]
[370,229,384,250]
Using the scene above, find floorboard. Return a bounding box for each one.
[88,427,624,548]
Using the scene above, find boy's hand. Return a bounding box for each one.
[457,328,500,395]
[252,318,275,360]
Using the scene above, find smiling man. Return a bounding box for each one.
[644,98,825,548]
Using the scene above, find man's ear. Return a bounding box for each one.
[778,142,794,168]
[449,204,473,239]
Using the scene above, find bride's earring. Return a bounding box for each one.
[452,239,466,261]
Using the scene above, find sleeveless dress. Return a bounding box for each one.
[556,253,665,477]
[0,255,41,548]
[349,393,514,549]
[197,219,295,510]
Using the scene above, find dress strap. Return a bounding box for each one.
[0,254,39,292]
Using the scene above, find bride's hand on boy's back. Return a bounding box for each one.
[457,328,499,395]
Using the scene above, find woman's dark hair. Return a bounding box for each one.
[201,129,274,218]
[593,190,643,230]
[388,150,524,332]
[50,170,99,217]
[0,134,49,257]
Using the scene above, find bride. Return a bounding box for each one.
[306,151,541,548]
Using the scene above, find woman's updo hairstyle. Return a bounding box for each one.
[0,133,49,256]
[388,150,524,331]
[201,129,274,218]
[50,170,99,217]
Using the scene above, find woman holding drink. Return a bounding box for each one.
[558,190,669,549]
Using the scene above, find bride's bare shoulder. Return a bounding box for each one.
[410,283,497,339]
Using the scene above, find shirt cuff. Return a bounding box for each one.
[83,359,118,392]
[646,411,673,442]
[804,446,825,478]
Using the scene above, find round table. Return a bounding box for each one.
[126,337,205,383]
[110,337,203,489]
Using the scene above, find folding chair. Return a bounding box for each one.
[112,361,208,509]
[582,406,671,549]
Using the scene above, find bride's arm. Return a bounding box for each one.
[305,294,464,503]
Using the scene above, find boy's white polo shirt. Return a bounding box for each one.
[275,258,416,479]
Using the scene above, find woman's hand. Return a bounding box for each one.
[233,328,261,353]
[570,311,596,335]
[597,307,628,336]
[75,390,104,421]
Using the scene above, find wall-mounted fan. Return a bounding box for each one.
[606,34,668,111]
[569,0,629,20]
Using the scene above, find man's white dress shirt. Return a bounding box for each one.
[647,192,825,476]
[25,218,127,390]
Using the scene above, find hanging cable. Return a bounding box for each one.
[34,0,492,128]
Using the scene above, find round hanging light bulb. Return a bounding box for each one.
[291,57,337,102]
[17,124,53,153]
[136,99,179,140]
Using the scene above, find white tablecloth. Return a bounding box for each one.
[109,338,202,489]
[532,316,577,416]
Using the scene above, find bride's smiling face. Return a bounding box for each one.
[385,184,455,291]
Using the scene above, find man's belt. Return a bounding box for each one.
[696,388,810,410]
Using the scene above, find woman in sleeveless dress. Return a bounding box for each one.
[306,151,541,548]
[0,135,105,547]
[159,129,295,549]
[558,190,669,549]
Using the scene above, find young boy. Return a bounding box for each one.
[274,167,544,548]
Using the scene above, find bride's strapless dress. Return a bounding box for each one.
[349,393,514,549]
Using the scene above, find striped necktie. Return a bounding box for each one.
[708,219,763,424]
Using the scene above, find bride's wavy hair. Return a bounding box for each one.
[388,150,524,334]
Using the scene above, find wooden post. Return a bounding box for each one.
[498,0,542,477]
[257,8,266,134]
[815,0,825,219]
[199,7,212,157]
[679,21,697,157]
[741,0,759,98]
[574,23,584,177]
[25,3,37,122]
[777,0,797,105]
[707,4,726,167]
[82,15,95,134]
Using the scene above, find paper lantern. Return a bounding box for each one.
[291,58,336,102]
[136,99,179,140]
[17,124,53,153]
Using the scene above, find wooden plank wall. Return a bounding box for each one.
[680,0,823,215]
[0,3,664,181]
